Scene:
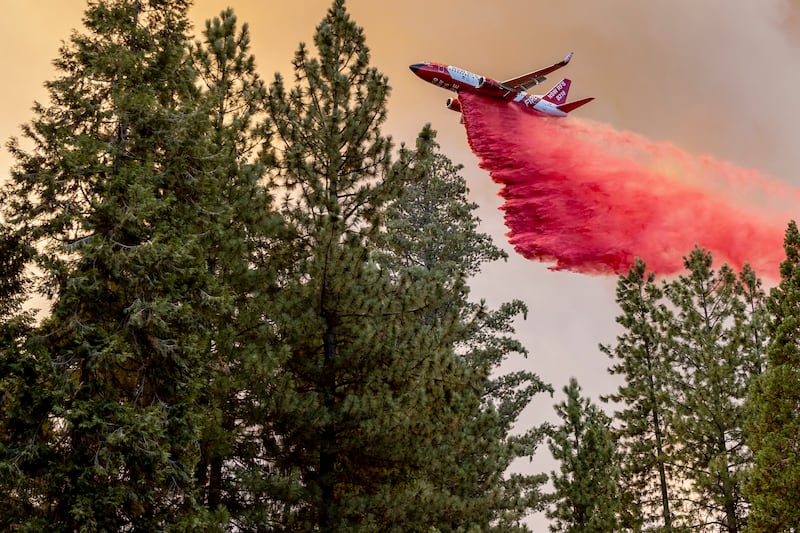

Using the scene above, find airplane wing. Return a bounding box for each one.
[501,52,574,91]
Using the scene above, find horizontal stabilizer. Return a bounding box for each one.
[556,97,594,114]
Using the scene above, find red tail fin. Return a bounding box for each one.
[542,78,571,104]
[556,97,595,114]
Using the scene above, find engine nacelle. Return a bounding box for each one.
[476,76,509,97]
[445,97,462,113]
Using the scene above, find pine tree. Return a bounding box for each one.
[248,1,468,530]
[664,248,765,532]
[0,222,40,525]
[744,220,800,532]
[187,8,281,520]
[0,223,31,324]
[547,378,620,533]
[379,128,550,530]
[0,1,257,529]
[601,259,682,532]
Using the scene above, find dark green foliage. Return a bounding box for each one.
[381,128,550,530]
[547,378,620,533]
[664,249,764,532]
[2,0,554,530]
[187,8,280,519]
[0,1,245,529]
[251,1,419,529]
[602,259,681,532]
[605,251,767,533]
[744,221,800,532]
[0,223,32,319]
[380,126,505,276]
[0,223,39,526]
[236,2,549,529]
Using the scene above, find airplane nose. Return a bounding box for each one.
[409,63,424,74]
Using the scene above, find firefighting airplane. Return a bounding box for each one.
[409,52,593,117]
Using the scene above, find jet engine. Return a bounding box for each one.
[476,76,509,97]
[445,97,462,112]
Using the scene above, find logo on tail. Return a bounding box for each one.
[542,77,594,114]
[543,78,571,104]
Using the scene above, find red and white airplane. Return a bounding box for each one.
[409,52,593,118]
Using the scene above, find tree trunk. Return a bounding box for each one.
[319,320,337,532]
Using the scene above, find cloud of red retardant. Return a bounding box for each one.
[459,91,798,277]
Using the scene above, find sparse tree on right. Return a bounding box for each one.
[602,259,682,532]
[664,248,766,533]
[547,377,620,532]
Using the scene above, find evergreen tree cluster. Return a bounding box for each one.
[601,249,766,533]
[547,240,800,533]
[0,1,548,531]
[2,1,800,532]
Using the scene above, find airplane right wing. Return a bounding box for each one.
[501,52,574,91]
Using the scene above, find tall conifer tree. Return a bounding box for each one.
[602,259,682,532]
[380,129,550,529]
[547,378,620,533]
[0,1,261,529]
[252,2,485,530]
[187,9,279,519]
[744,221,800,532]
[664,249,765,532]
[605,252,768,533]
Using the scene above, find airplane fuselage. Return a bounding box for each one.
[410,62,571,117]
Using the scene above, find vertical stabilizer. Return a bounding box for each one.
[542,78,571,105]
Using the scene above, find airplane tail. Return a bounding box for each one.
[557,97,595,114]
[543,78,594,114]
[542,78,571,105]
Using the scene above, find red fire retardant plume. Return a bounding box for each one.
[458,91,798,276]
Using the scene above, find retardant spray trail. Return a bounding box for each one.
[458,91,798,276]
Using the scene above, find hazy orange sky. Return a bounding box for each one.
[3,1,800,527]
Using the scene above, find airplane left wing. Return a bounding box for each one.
[502,52,574,91]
